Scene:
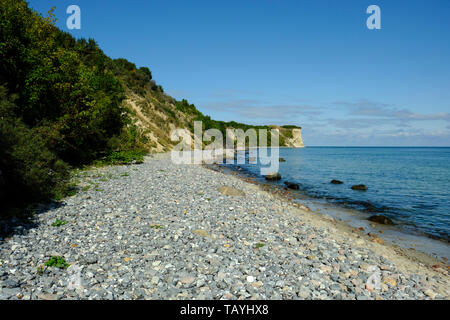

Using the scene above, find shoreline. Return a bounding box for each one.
[232,146,450,243]
[204,163,450,270]
[0,153,448,300]
[212,161,450,263]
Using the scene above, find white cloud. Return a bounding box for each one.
[333,99,450,122]
[203,99,322,123]
[196,97,450,146]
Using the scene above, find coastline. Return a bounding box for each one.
[214,160,450,263]
[0,153,448,300]
[204,161,450,273]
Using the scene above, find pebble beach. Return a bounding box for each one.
[0,153,449,300]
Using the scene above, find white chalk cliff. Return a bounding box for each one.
[285,128,305,148]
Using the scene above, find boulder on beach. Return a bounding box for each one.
[283,181,299,190]
[368,215,394,225]
[351,184,368,191]
[330,179,343,184]
[218,186,245,196]
[265,172,281,181]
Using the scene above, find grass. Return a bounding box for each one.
[36,265,44,275]
[51,219,68,227]
[98,173,116,182]
[104,150,145,165]
[87,181,104,192]
[254,242,265,249]
[44,256,70,269]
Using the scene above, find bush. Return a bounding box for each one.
[104,150,145,165]
[0,96,71,211]
[0,1,146,215]
[1,0,128,166]
[45,256,70,269]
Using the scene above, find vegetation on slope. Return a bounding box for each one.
[0,0,146,213]
[0,0,301,215]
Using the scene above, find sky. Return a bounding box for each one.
[27,0,450,146]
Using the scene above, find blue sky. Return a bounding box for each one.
[28,0,450,146]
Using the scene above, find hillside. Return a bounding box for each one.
[117,64,304,152]
[0,0,303,212]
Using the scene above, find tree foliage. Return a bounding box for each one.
[0,86,70,205]
[0,0,296,213]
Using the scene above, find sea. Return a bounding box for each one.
[226,147,450,258]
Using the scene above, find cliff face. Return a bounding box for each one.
[122,82,305,151]
[124,91,305,151]
[285,128,305,148]
[123,91,195,153]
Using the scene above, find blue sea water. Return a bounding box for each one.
[233,147,450,241]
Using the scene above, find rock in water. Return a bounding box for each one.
[351,184,367,191]
[217,186,245,196]
[283,181,299,190]
[279,157,286,162]
[330,179,343,184]
[265,172,281,181]
[368,215,394,225]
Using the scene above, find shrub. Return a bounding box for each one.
[0,87,71,212]
[51,219,68,227]
[104,150,145,165]
[45,256,70,269]
[0,1,145,214]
